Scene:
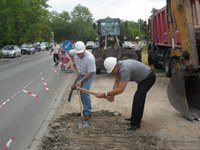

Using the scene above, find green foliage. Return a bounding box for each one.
[70,4,96,42]
[0,1,147,47]
[0,0,50,47]
[123,20,148,41]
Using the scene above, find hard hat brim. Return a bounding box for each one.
[75,49,85,53]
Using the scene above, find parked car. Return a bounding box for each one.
[1,45,21,58]
[39,43,46,51]
[122,41,135,49]
[20,44,28,55]
[27,44,35,54]
[86,41,95,49]
[33,42,41,52]
[93,42,100,50]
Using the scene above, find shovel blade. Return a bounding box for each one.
[78,121,89,129]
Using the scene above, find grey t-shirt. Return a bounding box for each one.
[118,59,151,83]
[69,50,96,75]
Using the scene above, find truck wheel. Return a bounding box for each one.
[153,50,159,69]
[148,50,153,65]
[147,45,153,65]
[96,69,101,74]
[164,52,171,77]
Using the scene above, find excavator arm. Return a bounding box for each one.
[167,0,200,121]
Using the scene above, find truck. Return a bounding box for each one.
[92,17,137,74]
[147,0,200,121]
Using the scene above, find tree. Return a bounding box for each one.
[48,11,71,43]
[0,0,50,47]
[70,4,96,42]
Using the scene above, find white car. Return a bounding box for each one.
[1,45,21,58]
[86,41,95,50]
[39,44,46,51]
[122,41,135,49]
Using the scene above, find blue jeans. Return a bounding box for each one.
[78,72,96,116]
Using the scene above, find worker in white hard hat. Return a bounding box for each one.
[96,57,156,130]
[135,36,142,62]
[68,41,96,121]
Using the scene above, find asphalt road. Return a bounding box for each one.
[0,52,71,150]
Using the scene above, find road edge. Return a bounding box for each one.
[28,72,74,150]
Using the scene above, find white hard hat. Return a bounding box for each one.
[135,36,139,40]
[104,57,117,73]
[75,41,85,53]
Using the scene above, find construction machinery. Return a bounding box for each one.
[92,17,137,74]
[148,0,200,121]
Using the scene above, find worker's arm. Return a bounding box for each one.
[76,72,93,87]
[96,74,128,101]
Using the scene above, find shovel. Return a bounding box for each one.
[72,67,89,129]
[77,89,89,129]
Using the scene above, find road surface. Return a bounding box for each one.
[0,52,72,150]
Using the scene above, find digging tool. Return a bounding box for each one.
[70,68,89,128]
[68,76,78,102]
[76,87,115,102]
[77,90,89,129]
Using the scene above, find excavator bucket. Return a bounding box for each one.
[167,69,200,122]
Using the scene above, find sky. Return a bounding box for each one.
[47,0,166,22]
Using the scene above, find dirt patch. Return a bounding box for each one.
[39,110,162,150]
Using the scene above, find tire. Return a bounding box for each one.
[164,52,171,77]
[13,53,16,58]
[153,50,159,69]
[148,50,153,65]
[148,46,153,65]
[96,69,101,74]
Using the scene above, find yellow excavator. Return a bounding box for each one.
[148,0,200,121]
[167,0,200,121]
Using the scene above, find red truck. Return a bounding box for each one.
[148,0,200,122]
[147,6,181,76]
[148,1,200,77]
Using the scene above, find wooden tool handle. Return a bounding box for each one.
[76,87,97,96]
[76,87,115,102]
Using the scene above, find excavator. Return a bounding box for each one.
[147,0,200,122]
[167,0,200,122]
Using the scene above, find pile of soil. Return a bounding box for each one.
[38,110,166,150]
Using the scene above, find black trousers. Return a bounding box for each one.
[131,71,156,126]
[135,51,141,62]
[53,54,59,66]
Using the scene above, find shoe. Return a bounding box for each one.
[126,125,140,131]
[125,118,131,121]
[84,115,92,121]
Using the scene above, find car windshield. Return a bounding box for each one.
[86,41,94,45]
[27,44,33,48]
[3,45,14,50]
[21,45,28,48]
